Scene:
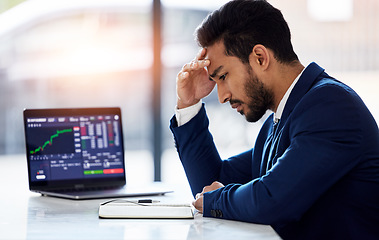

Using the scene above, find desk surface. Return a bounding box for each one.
[0,154,280,240]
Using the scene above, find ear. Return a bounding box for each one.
[248,44,270,71]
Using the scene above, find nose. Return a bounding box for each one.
[217,83,231,104]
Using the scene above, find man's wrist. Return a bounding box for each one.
[175,100,202,126]
[177,99,201,110]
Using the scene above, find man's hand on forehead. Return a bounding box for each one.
[175,48,215,109]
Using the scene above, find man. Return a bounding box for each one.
[169,0,379,239]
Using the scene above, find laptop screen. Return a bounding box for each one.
[23,107,126,190]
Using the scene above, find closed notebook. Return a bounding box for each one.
[98,199,194,219]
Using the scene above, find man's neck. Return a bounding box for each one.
[271,61,304,112]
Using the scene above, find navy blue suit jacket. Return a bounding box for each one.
[170,63,379,239]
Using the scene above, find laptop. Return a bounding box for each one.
[23,107,171,200]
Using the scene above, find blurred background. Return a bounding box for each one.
[0,0,378,183]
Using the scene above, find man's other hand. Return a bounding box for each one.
[192,181,225,213]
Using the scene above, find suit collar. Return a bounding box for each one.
[279,62,325,127]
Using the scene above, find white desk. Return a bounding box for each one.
[0,154,280,240]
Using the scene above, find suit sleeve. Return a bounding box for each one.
[202,83,365,225]
[170,103,253,196]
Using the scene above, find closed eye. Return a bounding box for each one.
[219,73,228,81]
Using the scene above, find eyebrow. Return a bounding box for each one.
[209,66,223,80]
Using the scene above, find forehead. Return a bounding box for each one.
[205,41,244,75]
[205,41,227,68]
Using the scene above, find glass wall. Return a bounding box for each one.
[0,2,152,155]
[0,1,211,157]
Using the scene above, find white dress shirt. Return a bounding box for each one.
[273,68,304,123]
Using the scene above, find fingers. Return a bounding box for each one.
[193,193,204,213]
[181,59,210,73]
[195,48,207,60]
[176,59,209,85]
[202,185,211,193]
[177,71,189,81]
[202,181,225,193]
[192,181,225,214]
[180,48,209,74]
[175,48,213,109]
[211,181,225,188]
[176,48,209,83]
[195,192,203,199]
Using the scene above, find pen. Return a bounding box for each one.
[100,199,160,205]
[137,199,160,203]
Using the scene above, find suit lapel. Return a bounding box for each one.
[261,62,326,173]
[279,62,325,130]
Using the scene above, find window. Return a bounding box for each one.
[0,0,377,183]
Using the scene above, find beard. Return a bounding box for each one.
[231,66,275,122]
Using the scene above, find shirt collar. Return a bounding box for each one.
[274,68,305,123]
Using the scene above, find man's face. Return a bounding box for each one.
[206,41,274,122]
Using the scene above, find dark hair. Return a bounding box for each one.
[195,0,298,64]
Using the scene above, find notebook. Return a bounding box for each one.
[23,107,171,200]
[98,199,194,219]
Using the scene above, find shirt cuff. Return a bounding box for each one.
[175,100,202,127]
